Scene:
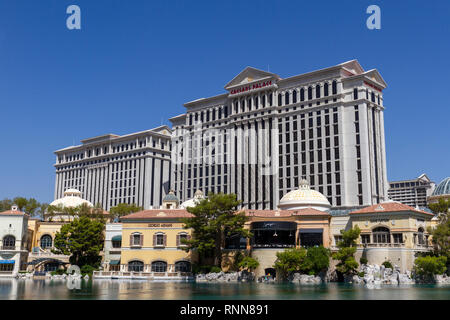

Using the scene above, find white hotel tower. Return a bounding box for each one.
[170,60,389,210]
[54,126,172,211]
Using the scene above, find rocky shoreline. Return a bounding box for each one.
[15,273,90,280]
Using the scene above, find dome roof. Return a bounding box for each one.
[180,190,205,209]
[432,177,450,196]
[50,189,93,208]
[278,179,331,211]
[163,190,179,202]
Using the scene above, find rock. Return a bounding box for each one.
[398,273,414,284]
[290,273,322,284]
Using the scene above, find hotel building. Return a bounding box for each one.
[170,60,389,210]
[388,174,435,207]
[54,126,172,211]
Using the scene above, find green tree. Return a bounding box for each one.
[0,199,13,212]
[332,226,361,275]
[428,199,450,215]
[52,216,105,269]
[414,256,447,277]
[181,193,251,268]
[110,203,142,221]
[13,197,28,211]
[273,248,307,280]
[238,256,260,272]
[301,246,331,275]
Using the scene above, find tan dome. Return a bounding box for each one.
[279,180,331,211]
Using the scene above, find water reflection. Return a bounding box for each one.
[0,279,449,300]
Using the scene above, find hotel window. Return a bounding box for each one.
[393,233,403,244]
[361,234,370,244]
[130,233,143,247]
[175,261,191,272]
[324,83,329,96]
[373,227,390,243]
[300,88,305,101]
[292,90,297,103]
[278,94,282,106]
[417,228,425,245]
[285,92,290,105]
[334,235,343,245]
[177,233,189,246]
[151,261,168,273]
[308,87,313,100]
[354,88,358,100]
[128,260,144,272]
[269,93,273,106]
[40,235,52,249]
[332,80,337,95]
[154,233,166,246]
[2,235,15,249]
[316,84,321,98]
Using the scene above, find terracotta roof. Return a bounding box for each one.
[0,210,28,216]
[120,209,193,220]
[243,208,330,217]
[350,201,434,216]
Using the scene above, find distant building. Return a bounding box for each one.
[54,126,172,211]
[388,174,435,207]
[428,177,450,205]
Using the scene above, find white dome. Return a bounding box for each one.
[278,179,331,211]
[180,190,205,209]
[50,189,93,208]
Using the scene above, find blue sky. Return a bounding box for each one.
[0,0,449,204]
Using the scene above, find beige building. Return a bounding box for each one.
[348,201,435,272]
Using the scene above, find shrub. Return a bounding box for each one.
[210,266,222,273]
[359,257,368,265]
[414,256,447,277]
[80,265,97,276]
[382,260,393,269]
[273,248,307,280]
[238,256,259,271]
[50,269,66,276]
[300,246,330,275]
[358,271,365,277]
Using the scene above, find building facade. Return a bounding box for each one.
[54,126,172,211]
[349,201,435,272]
[0,206,30,276]
[170,60,389,210]
[388,174,435,207]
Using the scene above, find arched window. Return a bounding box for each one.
[278,93,282,106]
[175,261,191,272]
[373,227,390,243]
[40,235,52,249]
[332,80,337,95]
[128,260,144,272]
[308,87,313,100]
[324,83,329,96]
[151,261,167,272]
[292,90,297,103]
[285,92,290,105]
[3,235,15,249]
[300,88,305,101]
[371,92,375,103]
[417,227,425,245]
[316,84,321,98]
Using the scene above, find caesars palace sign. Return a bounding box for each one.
[229,80,273,96]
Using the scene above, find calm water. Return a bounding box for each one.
[0,279,449,300]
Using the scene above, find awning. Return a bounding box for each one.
[109,260,120,265]
[299,229,323,233]
[0,260,15,264]
[111,235,122,241]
